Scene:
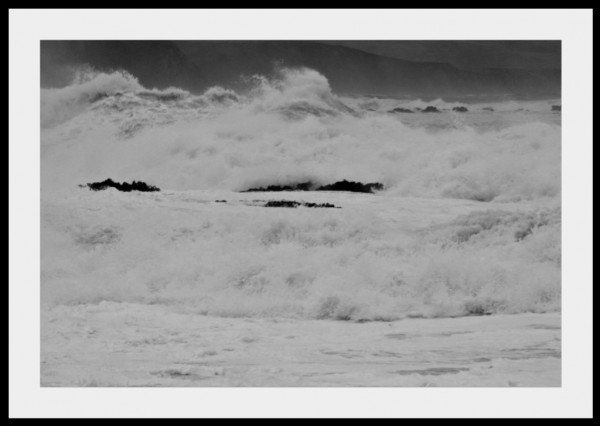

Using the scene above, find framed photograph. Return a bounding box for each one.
[9,8,593,419]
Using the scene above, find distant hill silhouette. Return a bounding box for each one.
[41,40,560,99]
[319,41,561,71]
[41,40,208,91]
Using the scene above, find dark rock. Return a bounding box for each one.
[551,105,561,112]
[293,182,314,191]
[482,107,495,111]
[243,180,384,194]
[242,181,315,192]
[264,200,301,208]
[84,178,160,192]
[421,106,441,113]
[215,200,227,203]
[388,107,414,113]
[262,200,339,208]
[303,202,338,208]
[452,106,469,112]
[316,180,384,194]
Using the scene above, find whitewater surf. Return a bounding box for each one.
[40,67,561,386]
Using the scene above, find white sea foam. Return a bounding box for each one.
[41,68,561,320]
[41,68,561,203]
[40,188,561,320]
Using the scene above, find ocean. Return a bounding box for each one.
[40,67,561,386]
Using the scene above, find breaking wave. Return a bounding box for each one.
[41,190,561,320]
[41,68,560,203]
[40,67,561,320]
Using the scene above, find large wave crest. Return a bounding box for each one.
[41,67,561,203]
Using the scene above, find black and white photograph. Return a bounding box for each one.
[9,9,593,418]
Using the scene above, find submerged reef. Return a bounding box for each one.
[263,200,339,208]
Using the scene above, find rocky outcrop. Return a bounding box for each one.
[388,107,414,113]
[242,182,314,192]
[82,178,160,192]
[263,200,338,208]
[243,180,384,194]
[317,180,383,193]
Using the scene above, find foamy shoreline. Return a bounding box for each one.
[41,305,560,387]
